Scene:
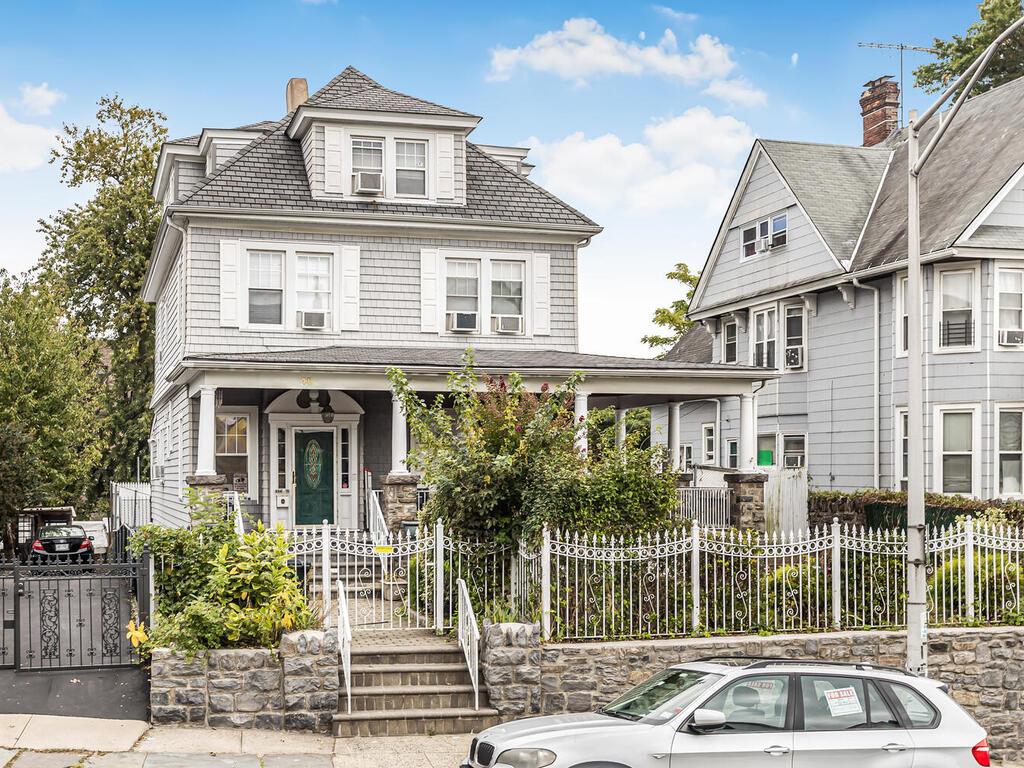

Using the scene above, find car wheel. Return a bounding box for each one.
[571,763,634,768]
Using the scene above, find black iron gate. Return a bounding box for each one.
[0,555,150,671]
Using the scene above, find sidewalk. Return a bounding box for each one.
[0,716,470,768]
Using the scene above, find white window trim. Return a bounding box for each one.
[721,320,738,364]
[782,302,806,373]
[894,272,909,359]
[933,261,981,354]
[394,138,429,200]
[781,433,808,468]
[757,433,778,467]
[739,210,789,262]
[702,422,716,465]
[439,249,533,338]
[681,443,694,471]
[895,407,909,491]
[726,439,739,469]
[994,402,1024,499]
[994,262,1024,352]
[215,406,259,500]
[932,403,982,497]
[749,303,779,371]
[238,240,344,333]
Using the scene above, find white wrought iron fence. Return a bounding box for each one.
[456,577,480,711]
[674,487,731,528]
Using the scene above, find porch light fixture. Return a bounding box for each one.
[320,404,335,424]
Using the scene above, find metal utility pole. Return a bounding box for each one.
[904,16,1024,675]
[857,42,938,127]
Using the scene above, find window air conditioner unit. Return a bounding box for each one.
[756,237,771,253]
[298,310,328,330]
[446,311,478,333]
[785,347,803,369]
[491,315,524,334]
[152,465,165,480]
[784,454,804,468]
[999,329,1024,345]
[353,171,384,195]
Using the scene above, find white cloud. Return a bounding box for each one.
[488,18,735,86]
[644,106,754,165]
[0,104,57,173]
[18,82,65,116]
[703,77,768,107]
[791,52,799,68]
[639,31,647,41]
[652,5,699,24]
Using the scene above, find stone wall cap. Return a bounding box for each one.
[723,472,768,484]
[384,472,422,485]
[186,474,228,485]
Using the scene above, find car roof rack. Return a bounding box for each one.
[692,656,916,677]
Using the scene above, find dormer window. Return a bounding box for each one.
[396,140,427,197]
[352,137,384,194]
[741,212,788,257]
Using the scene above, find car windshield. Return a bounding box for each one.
[600,668,723,723]
[40,526,85,538]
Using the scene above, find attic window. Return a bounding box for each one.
[742,212,788,257]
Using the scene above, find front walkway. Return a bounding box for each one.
[0,717,469,768]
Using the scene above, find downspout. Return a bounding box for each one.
[852,278,880,488]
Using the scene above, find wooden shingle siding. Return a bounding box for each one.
[153,249,185,403]
[184,227,577,355]
[150,386,191,529]
[175,160,207,201]
[699,154,844,309]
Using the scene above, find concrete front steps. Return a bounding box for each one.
[333,630,501,737]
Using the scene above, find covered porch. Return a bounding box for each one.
[175,346,775,530]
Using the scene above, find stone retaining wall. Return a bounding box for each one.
[151,629,339,732]
[481,623,1024,762]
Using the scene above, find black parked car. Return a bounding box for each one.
[30,524,94,563]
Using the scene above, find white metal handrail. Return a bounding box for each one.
[337,579,352,714]
[675,486,731,528]
[368,488,390,546]
[456,577,480,711]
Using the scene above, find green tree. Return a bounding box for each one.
[0,273,102,538]
[38,96,167,500]
[642,262,701,353]
[914,0,1024,95]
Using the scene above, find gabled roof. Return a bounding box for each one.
[851,75,1024,271]
[167,120,280,147]
[663,326,714,364]
[175,118,598,229]
[760,140,890,262]
[305,66,478,118]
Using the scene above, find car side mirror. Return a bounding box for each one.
[688,708,727,733]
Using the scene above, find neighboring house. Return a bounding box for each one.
[143,67,772,529]
[658,74,1024,500]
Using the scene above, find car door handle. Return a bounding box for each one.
[651,755,667,761]
[764,746,791,756]
[882,743,908,753]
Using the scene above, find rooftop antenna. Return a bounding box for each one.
[858,42,939,127]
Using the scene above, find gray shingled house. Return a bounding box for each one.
[658,75,1024,500]
[142,67,773,528]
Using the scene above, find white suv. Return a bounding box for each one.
[463,657,990,768]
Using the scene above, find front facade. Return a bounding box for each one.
[663,75,1024,499]
[144,67,772,529]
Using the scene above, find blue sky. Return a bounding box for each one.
[0,1,979,354]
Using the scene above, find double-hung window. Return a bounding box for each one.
[681,444,693,471]
[395,140,428,197]
[897,409,909,491]
[296,252,332,323]
[490,261,525,334]
[939,408,976,494]
[784,305,805,370]
[753,308,776,368]
[938,269,975,349]
[723,321,737,363]
[726,439,738,469]
[741,212,788,258]
[782,435,806,468]
[897,275,909,355]
[757,434,776,466]
[446,260,480,332]
[997,268,1024,345]
[216,414,251,496]
[351,137,384,192]
[248,250,284,326]
[702,423,716,464]
[998,407,1023,496]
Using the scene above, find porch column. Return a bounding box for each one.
[739,392,756,471]
[614,408,627,449]
[391,391,409,474]
[574,391,589,455]
[195,385,217,476]
[668,402,681,470]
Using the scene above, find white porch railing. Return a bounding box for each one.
[368,489,389,546]
[110,481,151,529]
[674,486,731,528]
[456,577,480,711]
[337,579,352,714]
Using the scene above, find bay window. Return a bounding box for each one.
[997,268,1024,345]
[395,140,428,196]
[998,408,1023,496]
[938,268,975,349]
[938,407,976,494]
[753,307,776,368]
[723,320,737,363]
[248,250,284,326]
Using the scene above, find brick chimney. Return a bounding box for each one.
[860,75,899,147]
[286,77,308,113]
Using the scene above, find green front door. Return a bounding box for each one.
[295,431,334,525]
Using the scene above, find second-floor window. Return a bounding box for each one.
[753,307,776,368]
[898,275,909,354]
[352,137,384,176]
[395,140,428,197]
[723,320,737,363]
[938,268,975,349]
[445,259,480,332]
[296,253,332,320]
[784,305,805,370]
[490,260,524,334]
[248,250,284,326]
[997,268,1024,345]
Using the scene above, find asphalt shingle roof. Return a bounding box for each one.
[663,326,714,364]
[306,66,477,118]
[188,344,767,373]
[852,76,1024,271]
[168,120,280,147]
[759,140,890,262]
[968,224,1024,249]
